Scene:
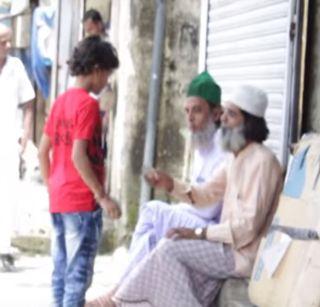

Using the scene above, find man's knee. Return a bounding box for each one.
[154,238,178,259]
[139,200,170,222]
[136,201,163,224]
[143,200,169,211]
[132,201,168,236]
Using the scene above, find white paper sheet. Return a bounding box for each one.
[261,232,292,278]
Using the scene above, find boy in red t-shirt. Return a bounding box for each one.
[39,36,120,307]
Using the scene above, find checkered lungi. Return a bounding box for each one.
[114,238,235,307]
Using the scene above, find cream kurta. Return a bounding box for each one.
[172,142,283,276]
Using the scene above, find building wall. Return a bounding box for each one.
[85,0,112,21]
[303,0,320,132]
[109,0,201,241]
[155,0,200,199]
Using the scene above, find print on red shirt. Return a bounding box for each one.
[44,88,104,213]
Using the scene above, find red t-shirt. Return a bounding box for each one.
[44,88,104,213]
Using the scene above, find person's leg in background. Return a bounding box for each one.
[0,164,20,271]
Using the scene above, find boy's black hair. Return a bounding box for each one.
[241,110,269,143]
[83,9,103,23]
[68,35,119,76]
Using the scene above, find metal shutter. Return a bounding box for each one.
[199,0,297,164]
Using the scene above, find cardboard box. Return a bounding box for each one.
[287,240,320,307]
[248,134,320,307]
[249,233,309,307]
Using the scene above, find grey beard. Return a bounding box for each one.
[191,121,217,150]
[220,125,246,152]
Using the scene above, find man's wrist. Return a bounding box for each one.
[194,227,207,240]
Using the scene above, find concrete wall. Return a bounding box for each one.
[303,0,320,132]
[155,0,200,199]
[109,0,201,241]
[108,0,155,239]
[85,0,112,21]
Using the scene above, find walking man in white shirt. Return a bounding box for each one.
[0,23,35,270]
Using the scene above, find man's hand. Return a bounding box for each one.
[21,101,33,155]
[166,227,199,240]
[99,197,121,220]
[144,168,174,192]
[19,136,28,155]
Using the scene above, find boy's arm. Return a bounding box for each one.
[72,139,104,200]
[38,134,52,186]
[72,139,121,219]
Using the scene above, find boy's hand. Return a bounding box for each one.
[100,197,121,220]
[144,168,174,192]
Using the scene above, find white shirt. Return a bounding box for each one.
[179,130,227,220]
[0,56,35,159]
[0,55,34,253]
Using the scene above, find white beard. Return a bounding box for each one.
[191,121,217,150]
[220,125,246,152]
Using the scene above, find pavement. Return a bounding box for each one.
[0,247,129,307]
[14,179,51,238]
[1,166,129,307]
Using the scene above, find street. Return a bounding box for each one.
[0,176,129,307]
[0,248,128,307]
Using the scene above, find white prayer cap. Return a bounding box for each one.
[222,85,268,118]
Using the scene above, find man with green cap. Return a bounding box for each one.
[86,71,226,306]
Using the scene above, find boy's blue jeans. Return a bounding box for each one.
[50,208,102,307]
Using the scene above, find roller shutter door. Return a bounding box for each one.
[199,0,298,164]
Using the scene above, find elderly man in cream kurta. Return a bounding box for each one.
[106,85,283,307]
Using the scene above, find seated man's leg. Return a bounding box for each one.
[129,200,167,250]
[121,201,170,283]
[124,201,209,279]
[114,239,235,307]
[86,202,211,306]
[132,201,210,245]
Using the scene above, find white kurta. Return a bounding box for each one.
[0,56,35,254]
[119,131,226,283]
[178,130,225,220]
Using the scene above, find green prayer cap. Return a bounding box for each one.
[187,71,221,105]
